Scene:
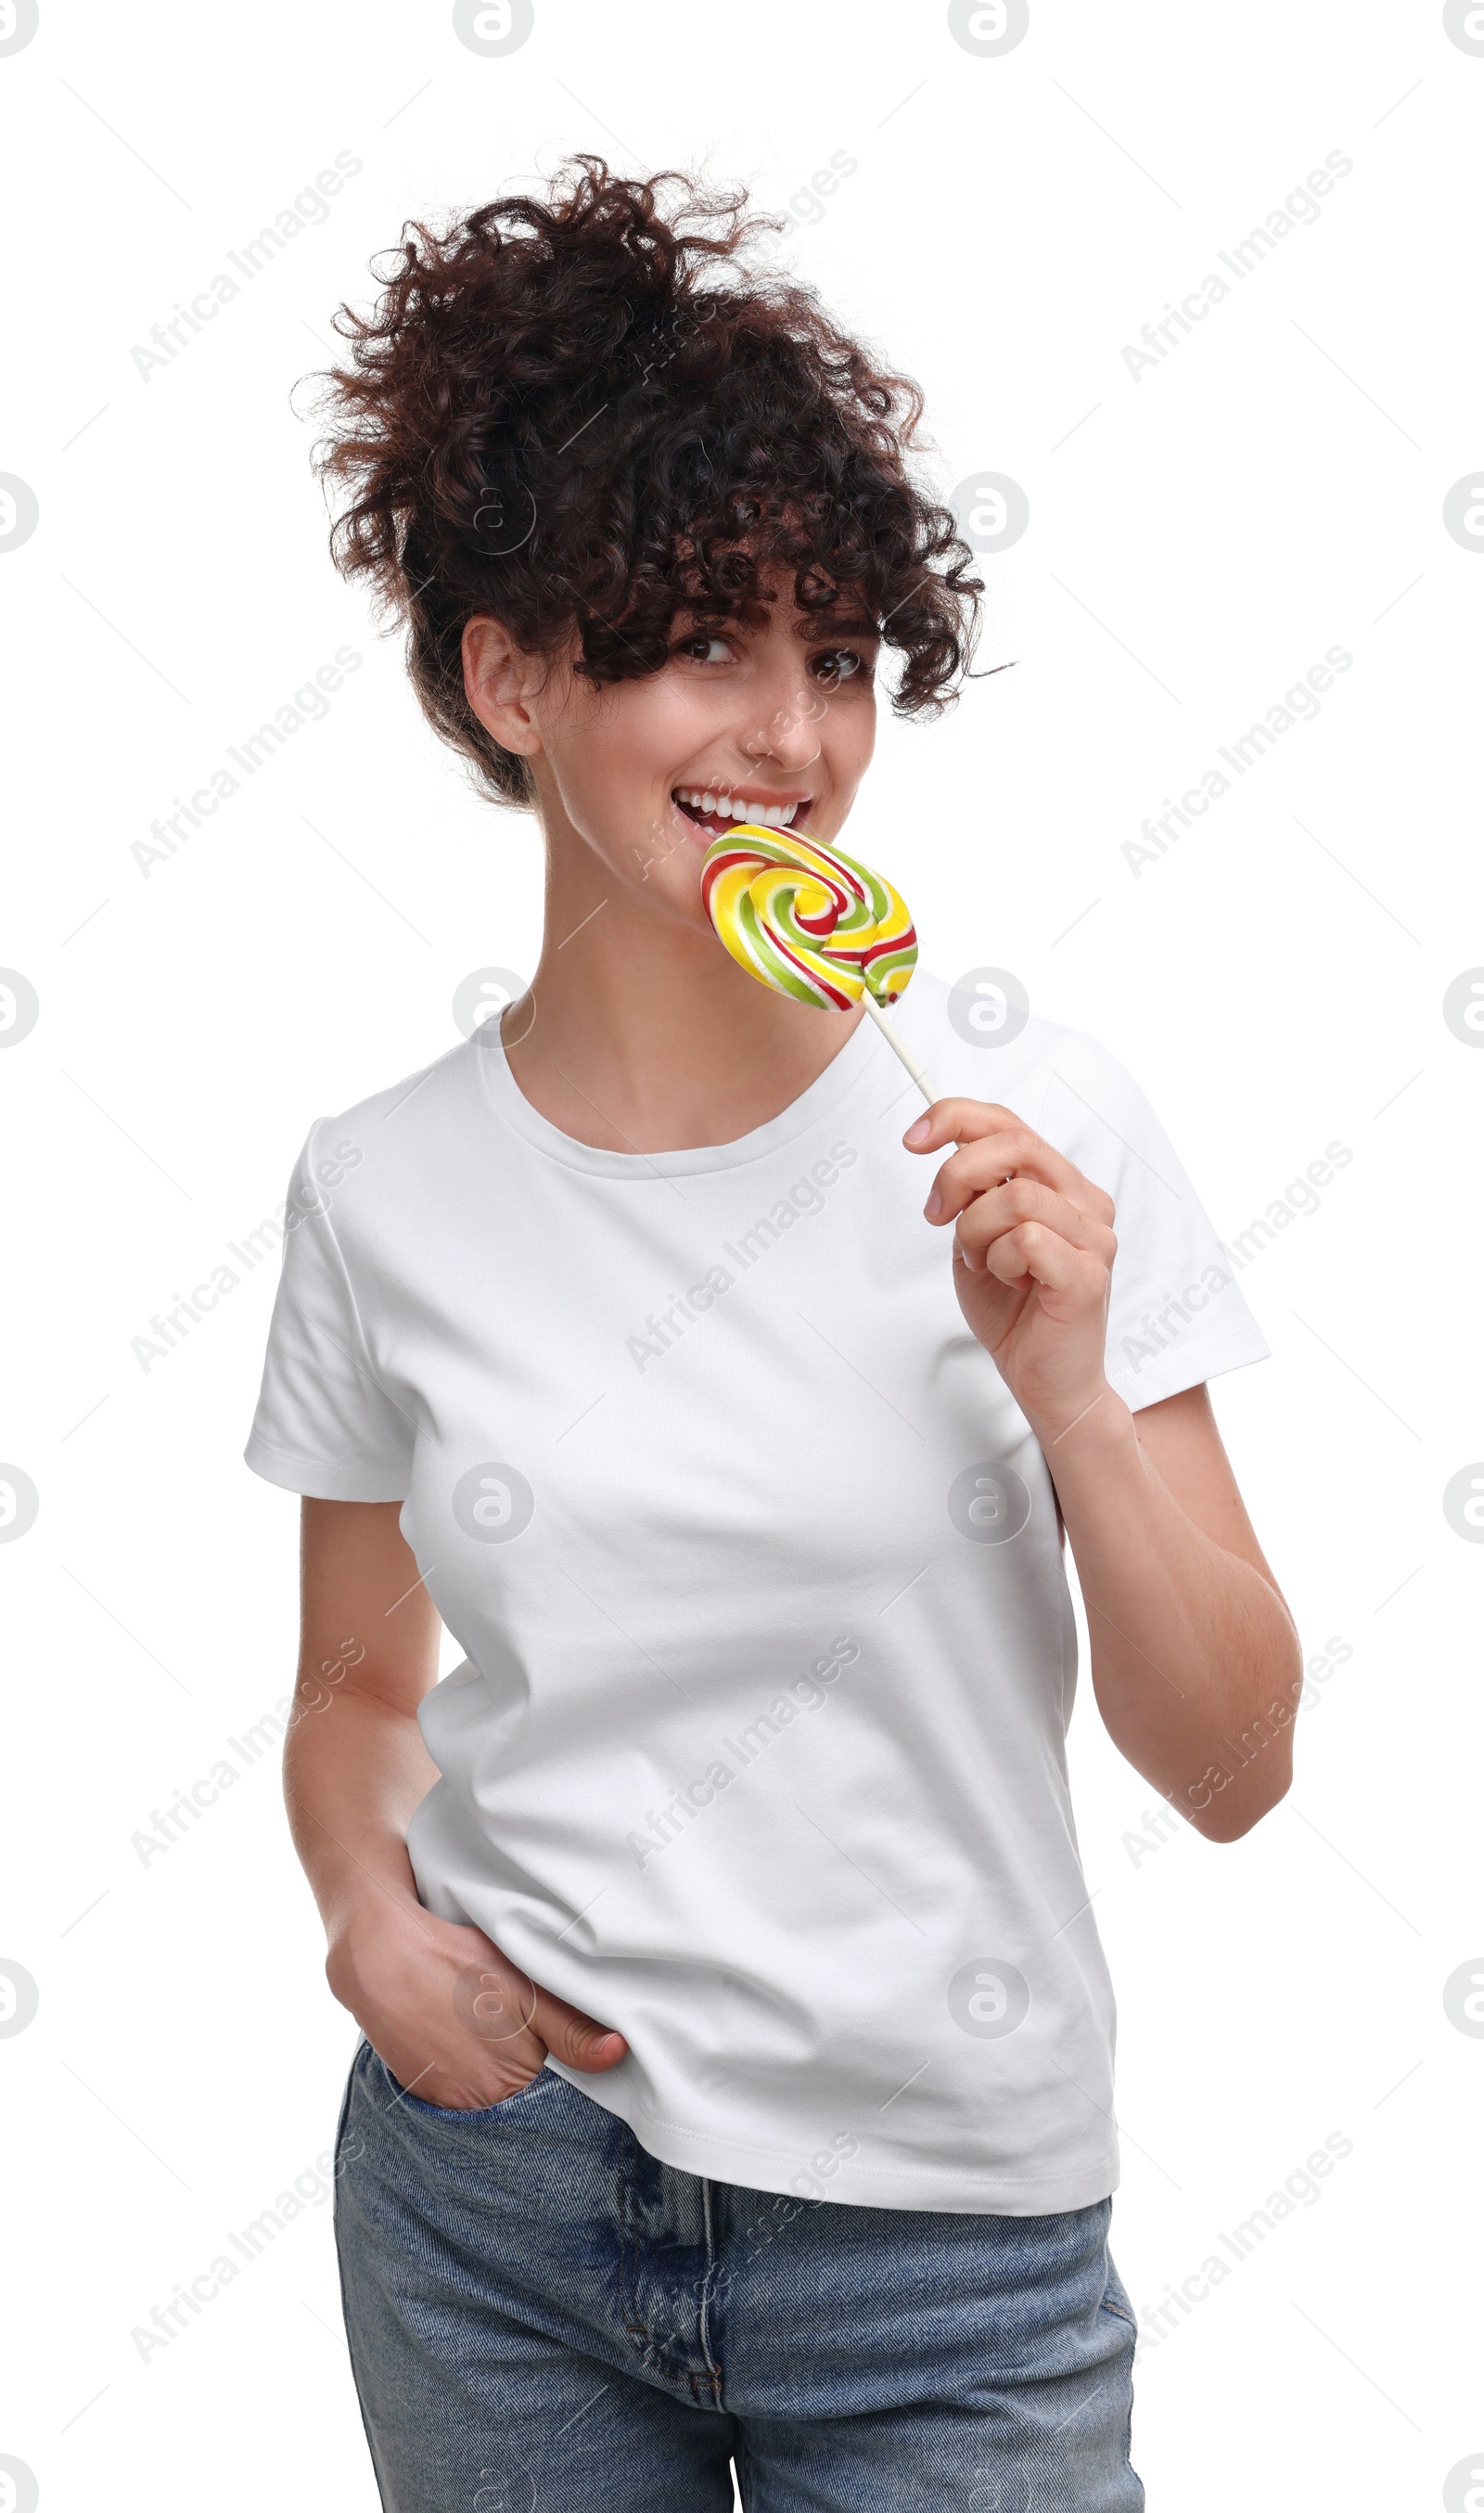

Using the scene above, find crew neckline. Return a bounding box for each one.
[471,1001,888,1179]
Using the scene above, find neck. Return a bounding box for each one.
[503,820,863,1154]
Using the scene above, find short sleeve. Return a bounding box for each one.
[243,1127,415,1501]
[1033,1032,1271,1412]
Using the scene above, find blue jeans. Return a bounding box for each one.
[334,2037,1144,2510]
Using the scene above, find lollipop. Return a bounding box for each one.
[702,825,933,1099]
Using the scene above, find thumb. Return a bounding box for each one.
[533,1986,628,2074]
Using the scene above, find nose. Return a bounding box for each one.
[740,680,825,777]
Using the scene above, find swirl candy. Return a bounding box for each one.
[701,822,932,1102]
[700,826,918,1012]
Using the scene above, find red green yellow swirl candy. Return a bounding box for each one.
[700,827,918,1012]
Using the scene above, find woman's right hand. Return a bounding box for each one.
[326,1892,628,2111]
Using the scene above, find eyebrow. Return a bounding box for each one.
[668,605,881,645]
[794,618,881,642]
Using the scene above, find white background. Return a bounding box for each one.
[2,2,1481,2507]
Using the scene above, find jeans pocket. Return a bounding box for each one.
[376,2050,556,2122]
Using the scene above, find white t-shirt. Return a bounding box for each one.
[245,972,1268,2214]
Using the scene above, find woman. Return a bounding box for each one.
[247,159,1300,2511]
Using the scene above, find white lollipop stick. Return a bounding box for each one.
[859,989,933,1105]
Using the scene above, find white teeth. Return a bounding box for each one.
[672,788,801,829]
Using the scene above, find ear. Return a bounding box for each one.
[462,616,547,757]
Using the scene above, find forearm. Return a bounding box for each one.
[284,1682,441,1947]
[285,1667,626,2097]
[1035,1389,1301,1837]
[284,1498,625,2096]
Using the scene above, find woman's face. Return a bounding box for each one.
[467,582,880,934]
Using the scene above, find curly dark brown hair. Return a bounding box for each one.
[312,156,983,806]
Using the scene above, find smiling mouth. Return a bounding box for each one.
[672,787,809,840]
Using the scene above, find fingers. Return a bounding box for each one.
[375,2012,550,2112]
[436,2029,549,2108]
[353,1911,627,2110]
[904,1098,1040,1156]
[531,1981,629,2073]
[451,1936,627,2076]
[940,1173,1118,1274]
[380,1989,623,2114]
[959,1219,1111,1300]
[905,1102,1114,1226]
[425,1944,549,2103]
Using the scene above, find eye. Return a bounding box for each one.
[809,647,872,686]
[675,632,735,666]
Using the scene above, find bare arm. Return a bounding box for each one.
[286,1496,442,1936]
[1042,1382,1300,1839]
[910,1098,1301,1842]
[288,1496,626,2108]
